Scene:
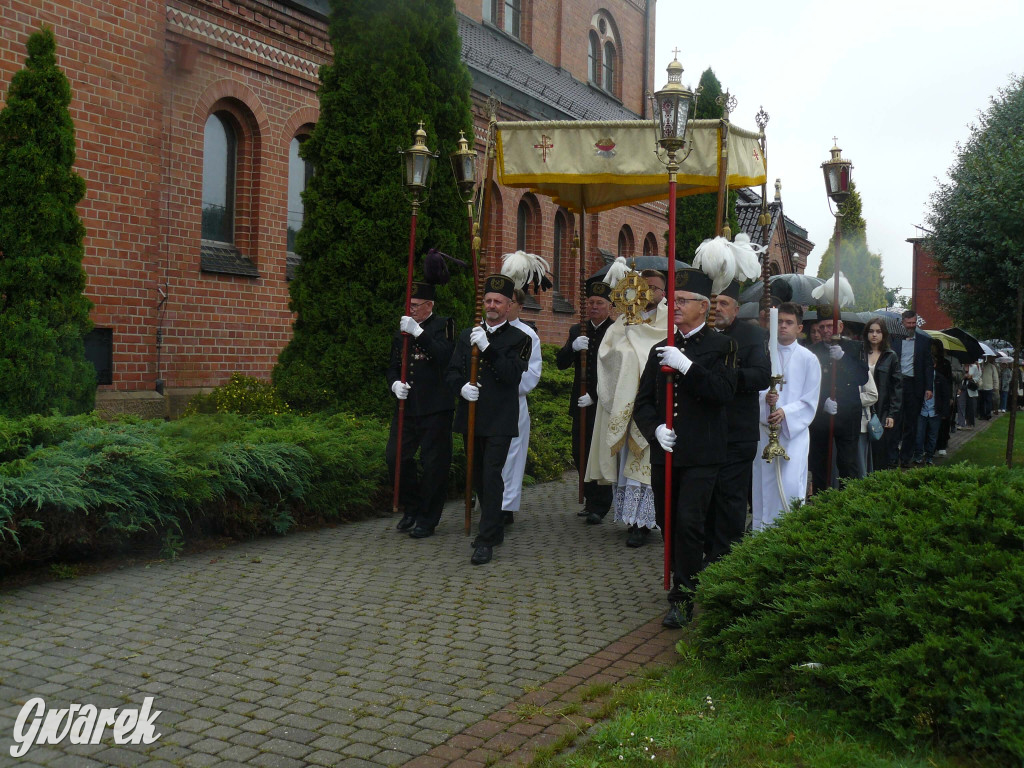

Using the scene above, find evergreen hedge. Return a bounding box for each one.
[274,0,475,417]
[0,27,95,417]
[695,465,1024,762]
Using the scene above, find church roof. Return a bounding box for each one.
[735,187,811,246]
[457,15,639,122]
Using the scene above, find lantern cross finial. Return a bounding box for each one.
[672,47,681,59]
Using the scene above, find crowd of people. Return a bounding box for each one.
[383,262,1019,628]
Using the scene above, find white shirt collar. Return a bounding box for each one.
[678,322,705,339]
[485,320,507,333]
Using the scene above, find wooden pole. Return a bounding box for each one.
[1006,276,1023,468]
[466,114,498,534]
[392,193,420,514]
[575,223,589,504]
[825,215,841,489]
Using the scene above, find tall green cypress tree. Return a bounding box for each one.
[274,0,475,416]
[0,28,95,417]
[673,68,739,261]
[815,182,887,311]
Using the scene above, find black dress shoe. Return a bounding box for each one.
[503,510,515,525]
[409,525,434,539]
[577,509,590,517]
[470,545,492,565]
[396,515,416,532]
[626,526,649,547]
[662,603,692,629]
[585,511,603,525]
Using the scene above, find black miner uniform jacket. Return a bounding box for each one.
[386,314,457,418]
[555,318,614,415]
[721,320,771,443]
[446,322,532,436]
[633,325,738,467]
[810,338,869,436]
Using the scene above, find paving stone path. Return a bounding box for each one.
[0,476,676,767]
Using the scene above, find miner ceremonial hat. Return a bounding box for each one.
[674,267,713,297]
[411,282,435,301]
[483,274,515,299]
[586,278,612,300]
[720,280,741,301]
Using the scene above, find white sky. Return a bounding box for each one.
[655,0,1022,301]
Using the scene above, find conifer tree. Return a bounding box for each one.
[815,182,887,311]
[0,28,95,416]
[674,68,739,261]
[274,0,475,415]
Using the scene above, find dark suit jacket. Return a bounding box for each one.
[721,320,771,443]
[555,318,614,417]
[386,314,456,419]
[892,330,935,401]
[445,322,531,437]
[810,338,870,435]
[633,325,737,467]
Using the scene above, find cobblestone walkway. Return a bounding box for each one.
[1,476,674,767]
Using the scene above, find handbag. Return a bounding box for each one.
[967,379,979,392]
[868,412,884,441]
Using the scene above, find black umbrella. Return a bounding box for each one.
[590,255,691,280]
[940,327,985,361]
[739,273,824,305]
[871,309,906,337]
[802,309,875,330]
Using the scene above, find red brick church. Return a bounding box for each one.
[0,0,809,416]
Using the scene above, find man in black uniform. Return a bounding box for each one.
[633,268,737,628]
[555,278,614,524]
[808,312,869,492]
[386,282,456,538]
[705,280,771,562]
[446,275,532,565]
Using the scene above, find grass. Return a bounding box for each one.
[949,411,1024,467]
[532,640,983,768]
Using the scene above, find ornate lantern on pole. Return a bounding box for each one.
[820,139,853,490]
[649,55,698,591]
[392,123,437,514]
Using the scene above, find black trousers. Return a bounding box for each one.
[704,440,757,565]
[898,378,923,466]
[571,408,612,516]
[470,434,512,547]
[651,462,720,606]
[386,410,453,529]
[809,426,860,494]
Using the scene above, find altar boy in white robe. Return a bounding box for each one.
[753,302,821,530]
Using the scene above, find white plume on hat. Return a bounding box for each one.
[693,236,736,295]
[812,271,855,308]
[730,233,765,282]
[500,250,550,291]
[602,256,633,287]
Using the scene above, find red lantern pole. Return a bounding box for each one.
[392,192,420,513]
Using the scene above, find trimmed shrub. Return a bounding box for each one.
[695,465,1024,761]
[525,343,575,483]
[184,373,292,416]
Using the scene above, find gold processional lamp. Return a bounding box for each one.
[651,56,698,159]
[821,139,853,210]
[403,122,436,196]
[449,130,479,251]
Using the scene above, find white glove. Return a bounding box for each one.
[572,335,590,352]
[656,346,692,374]
[460,383,480,402]
[391,381,410,400]
[829,344,844,361]
[470,326,490,352]
[655,424,677,453]
[577,393,594,408]
[824,397,838,415]
[399,315,423,337]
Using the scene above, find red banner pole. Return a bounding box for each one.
[392,196,419,513]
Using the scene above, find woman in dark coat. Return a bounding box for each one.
[863,317,902,471]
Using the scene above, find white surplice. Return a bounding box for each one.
[752,340,822,530]
[501,318,542,511]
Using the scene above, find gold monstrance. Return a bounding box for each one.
[609,272,654,325]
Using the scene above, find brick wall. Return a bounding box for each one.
[1,0,665,404]
[910,238,954,330]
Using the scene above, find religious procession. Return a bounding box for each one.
[383,68,955,631]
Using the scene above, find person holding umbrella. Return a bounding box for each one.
[891,311,934,468]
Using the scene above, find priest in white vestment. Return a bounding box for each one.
[501,288,543,521]
[585,269,671,545]
[752,304,821,530]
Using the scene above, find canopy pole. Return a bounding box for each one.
[576,204,589,504]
